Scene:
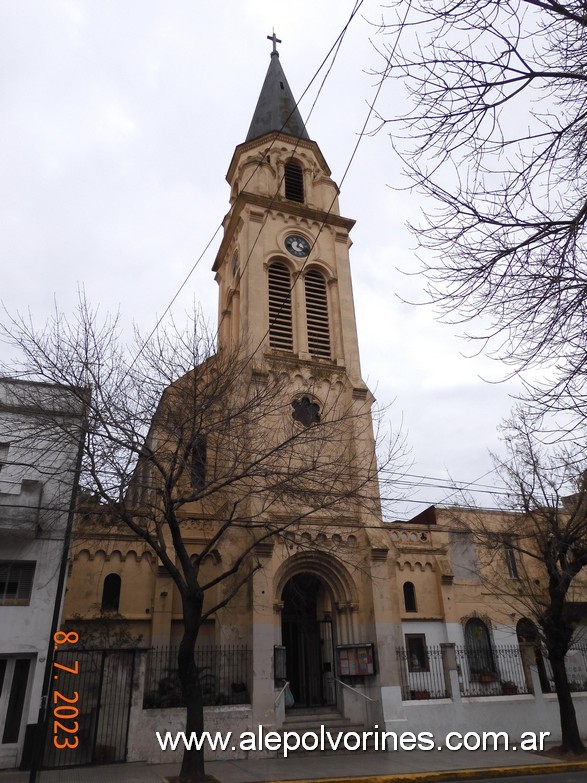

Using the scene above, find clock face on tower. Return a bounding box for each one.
[284,234,311,258]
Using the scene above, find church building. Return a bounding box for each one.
[65,38,402,735]
[60,41,587,764]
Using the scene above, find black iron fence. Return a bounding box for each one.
[43,649,135,769]
[396,646,448,700]
[456,644,529,696]
[143,646,251,708]
[543,644,587,693]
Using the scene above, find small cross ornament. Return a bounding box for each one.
[267,31,282,54]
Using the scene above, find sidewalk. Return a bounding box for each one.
[2,746,587,783]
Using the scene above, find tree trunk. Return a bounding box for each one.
[177,595,206,781]
[550,652,585,754]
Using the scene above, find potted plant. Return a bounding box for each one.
[501,681,518,695]
[413,689,431,699]
[478,672,495,683]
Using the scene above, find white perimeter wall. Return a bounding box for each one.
[382,668,587,747]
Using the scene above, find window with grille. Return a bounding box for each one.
[305,270,330,358]
[465,618,496,677]
[406,634,428,672]
[284,160,304,203]
[0,562,35,605]
[268,263,294,351]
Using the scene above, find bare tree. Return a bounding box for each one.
[377,0,587,427]
[456,411,587,753]
[1,298,404,782]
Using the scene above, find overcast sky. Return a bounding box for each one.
[0,1,521,519]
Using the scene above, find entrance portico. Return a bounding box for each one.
[281,573,336,708]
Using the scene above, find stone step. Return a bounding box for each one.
[283,712,350,729]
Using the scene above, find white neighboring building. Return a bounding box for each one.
[0,379,84,769]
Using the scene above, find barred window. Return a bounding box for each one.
[268,262,293,351]
[406,634,428,672]
[305,270,330,358]
[284,160,304,203]
[465,618,496,676]
[0,561,35,605]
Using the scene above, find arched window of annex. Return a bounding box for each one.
[464,617,495,677]
[268,261,294,352]
[304,267,330,359]
[101,573,121,613]
[284,159,304,203]
[403,581,417,612]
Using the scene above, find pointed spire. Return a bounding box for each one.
[245,35,309,143]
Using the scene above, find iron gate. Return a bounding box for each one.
[43,649,136,769]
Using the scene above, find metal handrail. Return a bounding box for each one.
[334,678,375,702]
[275,680,290,706]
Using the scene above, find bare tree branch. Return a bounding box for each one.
[377,0,587,428]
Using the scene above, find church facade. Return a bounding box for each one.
[62,44,587,758]
[66,42,402,732]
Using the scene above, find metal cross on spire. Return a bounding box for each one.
[267,30,282,54]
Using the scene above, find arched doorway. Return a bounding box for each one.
[281,573,336,708]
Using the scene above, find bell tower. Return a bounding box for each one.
[211,41,401,726]
[212,39,366,390]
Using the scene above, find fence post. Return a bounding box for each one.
[440,643,459,701]
[125,649,147,763]
[519,642,538,695]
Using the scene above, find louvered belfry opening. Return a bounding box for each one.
[305,270,331,358]
[284,159,304,203]
[268,262,294,351]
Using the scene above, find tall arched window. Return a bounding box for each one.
[464,618,495,677]
[101,573,121,613]
[305,270,330,358]
[268,262,293,351]
[284,159,304,202]
[403,581,417,612]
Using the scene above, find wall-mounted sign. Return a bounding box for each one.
[336,643,375,676]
